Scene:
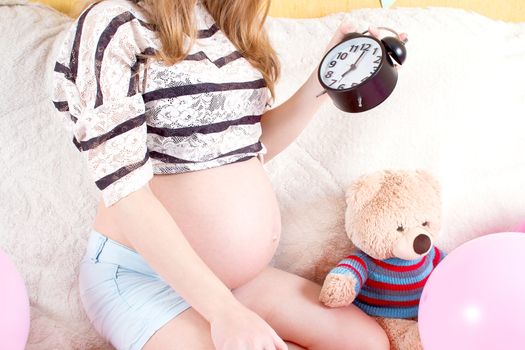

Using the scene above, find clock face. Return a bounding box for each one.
[319,36,384,91]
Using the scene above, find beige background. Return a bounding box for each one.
[33,0,525,22]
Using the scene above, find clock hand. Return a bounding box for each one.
[340,64,356,80]
[353,50,368,66]
[341,50,367,78]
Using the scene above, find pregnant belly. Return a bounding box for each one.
[149,157,281,289]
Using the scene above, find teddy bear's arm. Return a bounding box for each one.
[431,246,447,267]
[331,254,370,283]
[319,253,370,307]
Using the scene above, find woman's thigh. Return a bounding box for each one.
[79,230,210,350]
[232,266,390,350]
[142,266,388,350]
[143,310,306,350]
[142,308,215,350]
[142,309,306,350]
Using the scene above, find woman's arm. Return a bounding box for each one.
[260,22,357,162]
[260,23,406,162]
[260,66,330,162]
[109,185,235,319]
[109,185,287,350]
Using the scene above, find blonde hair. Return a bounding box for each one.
[72,0,280,100]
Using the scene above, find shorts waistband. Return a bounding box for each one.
[85,229,159,276]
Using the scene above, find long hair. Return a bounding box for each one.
[72,0,280,100]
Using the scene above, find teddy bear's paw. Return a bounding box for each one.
[375,318,422,350]
[319,273,357,307]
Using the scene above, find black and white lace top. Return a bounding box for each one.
[51,0,269,207]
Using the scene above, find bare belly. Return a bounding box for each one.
[92,157,281,288]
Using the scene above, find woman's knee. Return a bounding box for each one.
[356,322,390,350]
[308,310,390,350]
[338,318,389,350]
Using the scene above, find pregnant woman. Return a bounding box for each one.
[51,0,404,348]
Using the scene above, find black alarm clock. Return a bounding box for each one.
[317,27,407,113]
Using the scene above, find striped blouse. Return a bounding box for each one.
[50,0,269,207]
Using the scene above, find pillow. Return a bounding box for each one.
[1,2,524,349]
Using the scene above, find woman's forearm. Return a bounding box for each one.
[108,185,241,322]
[260,21,366,162]
[260,67,330,162]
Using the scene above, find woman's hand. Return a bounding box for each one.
[368,25,408,69]
[324,21,358,53]
[325,21,408,69]
[210,302,288,350]
[367,25,408,43]
[259,22,409,162]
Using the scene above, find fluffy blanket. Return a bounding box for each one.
[1,1,524,349]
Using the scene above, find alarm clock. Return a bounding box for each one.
[318,27,407,113]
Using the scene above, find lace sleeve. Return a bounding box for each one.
[51,1,155,208]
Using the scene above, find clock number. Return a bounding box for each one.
[349,45,359,53]
[338,84,346,89]
[361,43,371,51]
[374,56,381,64]
[328,60,337,68]
[336,52,348,60]
[329,79,338,86]
[325,71,334,79]
[373,48,379,55]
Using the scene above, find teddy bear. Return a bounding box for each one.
[319,169,446,350]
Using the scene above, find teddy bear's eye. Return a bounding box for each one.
[422,221,429,227]
[397,225,404,232]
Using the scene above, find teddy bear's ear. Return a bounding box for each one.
[415,169,441,195]
[346,171,385,211]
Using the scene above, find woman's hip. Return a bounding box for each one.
[78,229,191,350]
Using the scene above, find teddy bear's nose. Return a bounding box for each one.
[413,234,431,254]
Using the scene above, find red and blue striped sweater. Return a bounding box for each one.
[329,246,446,319]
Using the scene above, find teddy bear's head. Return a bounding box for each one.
[345,170,442,261]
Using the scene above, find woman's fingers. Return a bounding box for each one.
[369,25,409,44]
[272,328,288,350]
[368,25,381,39]
[324,21,356,52]
[274,337,288,350]
[335,21,356,42]
[368,25,408,69]
[339,21,357,36]
[325,22,409,65]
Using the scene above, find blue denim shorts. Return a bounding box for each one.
[78,229,192,350]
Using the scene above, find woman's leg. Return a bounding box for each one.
[143,307,306,350]
[143,265,389,350]
[142,308,214,350]
[233,266,390,350]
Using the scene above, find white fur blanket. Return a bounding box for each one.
[1,2,524,349]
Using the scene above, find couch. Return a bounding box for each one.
[1,1,524,348]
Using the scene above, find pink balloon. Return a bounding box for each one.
[0,248,30,350]
[515,221,525,233]
[418,232,525,350]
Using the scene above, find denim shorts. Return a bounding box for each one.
[78,229,192,350]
